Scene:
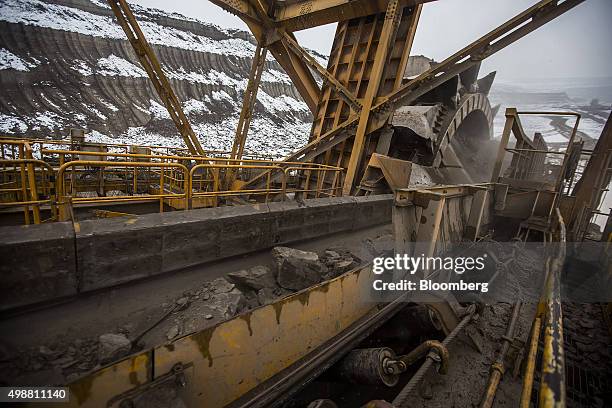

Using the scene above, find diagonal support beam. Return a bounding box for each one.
[275,0,437,32]
[342,0,405,195]
[231,43,268,160]
[281,32,362,112]
[107,0,206,156]
[207,0,262,25]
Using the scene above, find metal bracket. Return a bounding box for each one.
[107,362,193,407]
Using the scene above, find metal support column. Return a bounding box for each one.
[231,43,268,160]
[342,0,403,195]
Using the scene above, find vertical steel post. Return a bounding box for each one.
[490,108,517,182]
[342,0,403,196]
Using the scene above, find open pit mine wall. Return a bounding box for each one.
[0,0,314,154]
[0,194,393,312]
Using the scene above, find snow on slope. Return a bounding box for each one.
[0,48,38,71]
[0,0,323,158]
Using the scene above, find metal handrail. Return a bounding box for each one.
[56,161,189,219]
[0,158,56,224]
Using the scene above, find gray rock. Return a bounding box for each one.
[321,248,359,279]
[98,333,131,363]
[242,290,260,309]
[226,265,278,291]
[213,288,247,318]
[176,297,189,306]
[210,277,235,294]
[166,325,180,340]
[38,345,59,361]
[272,247,327,291]
[256,287,278,305]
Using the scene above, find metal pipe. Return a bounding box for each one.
[520,317,542,408]
[479,301,522,408]
[392,309,475,407]
[397,340,449,375]
[539,209,566,408]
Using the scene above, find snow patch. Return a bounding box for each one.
[183,99,210,115]
[149,100,170,120]
[261,69,292,84]
[96,55,146,77]
[0,113,28,133]
[0,0,258,59]
[70,59,93,76]
[0,48,37,71]
[211,90,234,105]
[30,111,63,130]
[257,92,309,113]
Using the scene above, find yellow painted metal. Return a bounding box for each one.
[59,265,378,407]
[260,0,584,195]
[57,352,152,408]
[188,163,343,206]
[534,209,566,408]
[520,317,542,408]
[0,158,56,222]
[343,0,413,195]
[281,33,362,112]
[55,161,190,220]
[293,2,422,197]
[231,43,268,161]
[1,148,343,223]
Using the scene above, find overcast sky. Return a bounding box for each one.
[132,0,612,81]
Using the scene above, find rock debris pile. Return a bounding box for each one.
[0,246,360,386]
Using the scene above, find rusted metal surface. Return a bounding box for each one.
[58,264,381,407]
[520,317,542,408]
[479,301,522,408]
[539,209,566,408]
[392,309,476,407]
[396,340,449,375]
[333,347,400,387]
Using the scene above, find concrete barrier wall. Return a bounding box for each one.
[0,222,77,311]
[0,195,392,311]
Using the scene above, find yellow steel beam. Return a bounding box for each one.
[269,42,320,113]
[107,0,206,156]
[374,0,586,119]
[274,0,436,32]
[232,3,321,114]
[569,113,612,231]
[231,43,268,160]
[342,0,405,195]
[289,0,584,167]
[208,0,262,24]
[281,32,362,112]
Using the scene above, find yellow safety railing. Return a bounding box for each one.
[520,208,566,408]
[56,161,189,220]
[0,139,344,224]
[0,159,56,224]
[188,163,344,208]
